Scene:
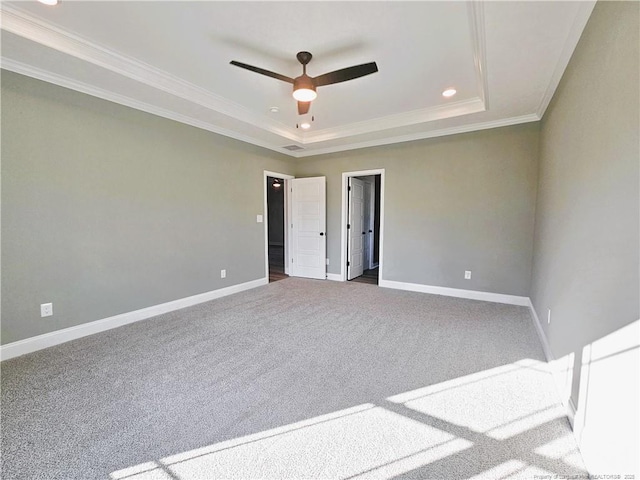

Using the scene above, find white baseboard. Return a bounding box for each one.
[527,298,554,362]
[0,277,268,361]
[326,273,342,281]
[567,396,577,428]
[379,279,529,306]
[527,299,579,428]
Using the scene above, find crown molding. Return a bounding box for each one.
[295,113,540,158]
[1,57,296,157]
[468,0,489,109]
[302,97,485,144]
[0,4,299,142]
[535,0,596,119]
[2,54,540,160]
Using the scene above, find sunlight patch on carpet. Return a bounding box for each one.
[389,359,564,440]
[110,403,472,479]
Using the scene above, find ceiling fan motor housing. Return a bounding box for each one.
[293,75,316,94]
[296,51,313,66]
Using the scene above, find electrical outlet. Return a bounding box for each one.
[221,269,226,279]
[464,270,472,280]
[547,308,551,324]
[40,303,53,317]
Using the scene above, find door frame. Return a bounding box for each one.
[264,170,295,279]
[340,169,385,282]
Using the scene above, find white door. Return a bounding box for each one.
[347,177,365,280]
[290,177,326,280]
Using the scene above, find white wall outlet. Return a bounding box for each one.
[464,270,472,280]
[221,269,226,279]
[256,214,263,223]
[40,303,53,317]
[547,308,551,324]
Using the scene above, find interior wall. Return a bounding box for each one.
[529,2,639,474]
[296,123,540,296]
[1,71,295,344]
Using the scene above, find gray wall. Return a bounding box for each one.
[296,123,540,296]
[531,0,639,385]
[529,1,639,471]
[1,71,295,344]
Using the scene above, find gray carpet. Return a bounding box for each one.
[1,278,587,479]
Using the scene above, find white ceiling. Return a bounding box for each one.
[0,1,595,158]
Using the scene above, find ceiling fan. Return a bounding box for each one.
[230,51,378,115]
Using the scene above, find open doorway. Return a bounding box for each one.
[343,171,384,285]
[264,171,294,283]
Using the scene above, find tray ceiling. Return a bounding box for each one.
[0,1,595,158]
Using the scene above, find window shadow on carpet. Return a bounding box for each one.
[108,359,585,480]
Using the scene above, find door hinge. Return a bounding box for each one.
[347,224,351,229]
[291,258,294,263]
[348,186,351,192]
[347,261,350,266]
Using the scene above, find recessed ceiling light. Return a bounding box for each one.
[38,0,59,5]
[300,122,311,130]
[442,88,457,98]
[269,107,279,113]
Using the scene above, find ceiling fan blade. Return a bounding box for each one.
[230,61,294,84]
[313,62,378,87]
[297,101,311,115]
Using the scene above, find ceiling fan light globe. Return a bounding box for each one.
[293,88,317,102]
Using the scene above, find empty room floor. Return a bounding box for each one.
[0,278,586,479]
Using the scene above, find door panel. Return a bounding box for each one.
[290,177,326,280]
[348,177,365,280]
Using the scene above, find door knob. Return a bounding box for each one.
[319,232,324,236]
[369,230,373,233]
[362,232,366,235]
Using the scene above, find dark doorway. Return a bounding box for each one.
[267,176,287,282]
[348,174,381,285]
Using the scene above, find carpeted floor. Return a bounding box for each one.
[0,278,586,479]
